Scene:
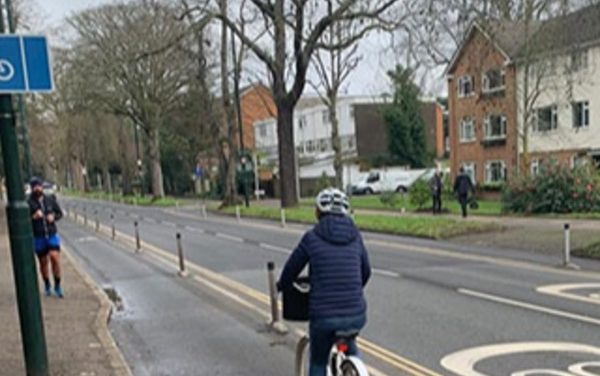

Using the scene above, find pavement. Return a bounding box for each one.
[0,213,131,376]
[62,197,600,375]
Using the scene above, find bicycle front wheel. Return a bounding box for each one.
[340,357,369,376]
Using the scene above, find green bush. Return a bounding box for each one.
[503,161,600,213]
[317,171,333,192]
[409,179,430,209]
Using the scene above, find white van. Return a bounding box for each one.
[352,168,432,195]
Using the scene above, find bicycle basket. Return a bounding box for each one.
[282,276,310,322]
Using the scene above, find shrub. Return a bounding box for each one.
[409,179,430,209]
[316,171,333,192]
[503,160,600,213]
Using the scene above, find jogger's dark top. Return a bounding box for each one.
[28,194,63,237]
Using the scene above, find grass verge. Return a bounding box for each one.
[62,190,180,207]
[301,196,504,216]
[221,205,501,240]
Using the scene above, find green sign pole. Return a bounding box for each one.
[0,95,49,376]
[5,0,32,180]
[0,1,49,374]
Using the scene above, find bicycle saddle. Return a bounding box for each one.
[334,329,360,340]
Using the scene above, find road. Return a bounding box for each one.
[61,197,600,376]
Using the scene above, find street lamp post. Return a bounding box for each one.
[0,2,49,374]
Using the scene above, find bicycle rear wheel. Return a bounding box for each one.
[340,357,369,376]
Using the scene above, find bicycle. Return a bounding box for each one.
[295,330,369,376]
[284,279,369,376]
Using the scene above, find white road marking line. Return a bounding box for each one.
[215,232,244,243]
[372,268,400,278]
[458,288,600,326]
[258,243,291,254]
[441,342,600,376]
[186,227,205,234]
[537,283,600,306]
[165,208,600,281]
[163,221,176,228]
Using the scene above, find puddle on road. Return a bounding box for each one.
[103,285,125,312]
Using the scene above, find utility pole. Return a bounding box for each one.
[5,0,31,180]
[0,1,49,374]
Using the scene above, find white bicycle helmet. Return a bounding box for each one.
[316,188,350,216]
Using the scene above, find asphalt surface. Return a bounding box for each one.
[61,198,600,376]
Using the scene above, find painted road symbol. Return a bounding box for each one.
[537,283,600,305]
[441,342,600,376]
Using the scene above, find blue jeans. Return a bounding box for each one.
[309,313,366,376]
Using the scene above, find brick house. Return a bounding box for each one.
[447,4,600,185]
[446,21,523,186]
[239,84,276,150]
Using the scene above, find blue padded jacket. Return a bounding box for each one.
[278,214,371,319]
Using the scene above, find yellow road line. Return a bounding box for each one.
[69,214,439,376]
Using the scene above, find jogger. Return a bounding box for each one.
[28,178,64,298]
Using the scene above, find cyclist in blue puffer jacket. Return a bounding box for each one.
[278,188,371,376]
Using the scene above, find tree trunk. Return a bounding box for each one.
[277,102,298,207]
[103,168,112,194]
[329,96,343,189]
[71,155,84,191]
[219,0,238,206]
[148,128,165,198]
[119,127,134,195]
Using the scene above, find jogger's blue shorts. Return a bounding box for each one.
[34,234,61,257]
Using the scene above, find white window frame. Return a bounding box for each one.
[457,75,474,98]
[485,160,507,184]
[258,124,268,138]
[482,69,506,93]
[460,117,476,142]
[298,116,306,129]
[534,105,558,132]
[484,114,507,140]
[572,101,590,129]
[461,162,476,185]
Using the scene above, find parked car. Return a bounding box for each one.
[352,168,433,195]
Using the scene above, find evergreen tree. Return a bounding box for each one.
[383,65,428,168]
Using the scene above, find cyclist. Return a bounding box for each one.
[278,188,371,376]
[28,177,64,298]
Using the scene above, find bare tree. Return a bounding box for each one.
[182,0,404,207]
[309,1,363,189]
[67,1,195,198]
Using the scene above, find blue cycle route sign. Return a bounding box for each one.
[0,35,53,93]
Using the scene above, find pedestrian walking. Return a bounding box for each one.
[453,167,474,218]
[28,177,64,298]
[429,171,443,214]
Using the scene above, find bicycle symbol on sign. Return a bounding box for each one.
[0,59,15,82]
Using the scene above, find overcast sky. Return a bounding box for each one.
[36,1,444,97]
